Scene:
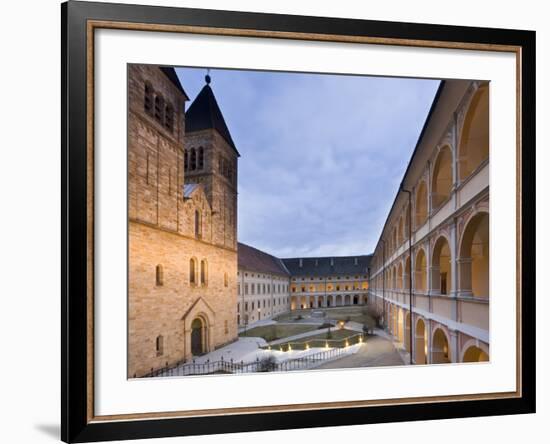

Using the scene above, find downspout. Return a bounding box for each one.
[380,239,386,330]
[400,183,414,365]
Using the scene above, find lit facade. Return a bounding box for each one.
[368,80,490,364]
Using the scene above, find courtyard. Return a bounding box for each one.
[145,306,406,377]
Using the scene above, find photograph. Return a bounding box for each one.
[127,64,489,378]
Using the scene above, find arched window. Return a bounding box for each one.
[156,335,164,356]
[154,95,164,123]
[414,248,427,292]
[155,264,164,286]
[164,103,174,131]
[194,210,202,239]
[144,82,153,114]
[189,258,196,285]
[224,272,228,287]
[432,145,453,209]
[404,203,411,240]
[459,212,489,298]
[184,149,188,170]
[190,148,197,171]
[200,260,208,286]
[432,236,452,295]
[198,147,204,170]
[415,181,428,229]
[459,85,489,181]
[397,262,403,290]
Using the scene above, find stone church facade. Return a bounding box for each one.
[128,65,239,378]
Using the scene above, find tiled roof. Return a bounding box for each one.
[238,243,290,276]
[281,255,372,277]
[185,82,240,156]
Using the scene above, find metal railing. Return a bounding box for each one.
[144,346,352,378]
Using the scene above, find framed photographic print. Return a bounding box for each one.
[61,0,536,442]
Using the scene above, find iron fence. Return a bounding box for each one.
[144,346,351,378]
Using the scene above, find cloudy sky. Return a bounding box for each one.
[176,67,440,258]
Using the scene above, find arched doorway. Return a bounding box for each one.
[397,308,404,343]
[404,312,411,353]
[431,145,453,209]
[432,236,452,295]
[462,345,489,362]
[415,181,428,228]
[415,318,426,364]
[191,317,207,356]
[459,85,489,181]
[459,212,489,298]
[432,328,450,364]
[414,248,427,292]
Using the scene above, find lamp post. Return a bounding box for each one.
[400,182,414,365]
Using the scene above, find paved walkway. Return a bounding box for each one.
[314,332,406,369]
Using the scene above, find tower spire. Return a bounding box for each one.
[205,68,211,85]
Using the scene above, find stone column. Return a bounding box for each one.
[426,319,433,364]
[450,330,459,363]
[430,265,441,295]
[457,257,473,297]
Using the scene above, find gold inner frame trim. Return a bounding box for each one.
[86,19,523,423]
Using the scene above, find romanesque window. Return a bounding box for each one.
[184,150,188,170]
[189,258,197,285]
[144,82,153,114]
[200,259,208,286]
[194,210,202,239]
[154,95,164,123]
[155,264,164,286]
[164,103,174,132]
[156,335,164,356]
[238,283,241,294]
[224,320,229,334]
[198,147,204,170]
[224,272,228,287]
[190,148,197,171]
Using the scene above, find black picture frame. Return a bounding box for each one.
[61,1,536,442]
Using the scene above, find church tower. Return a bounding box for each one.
[184,74,239,250]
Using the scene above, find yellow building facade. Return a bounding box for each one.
[368,80,490,364]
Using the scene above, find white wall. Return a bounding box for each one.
[0,0,547,443]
